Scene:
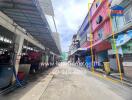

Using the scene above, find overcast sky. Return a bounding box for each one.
[51,0,94,52]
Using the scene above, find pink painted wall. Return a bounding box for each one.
[90,0,105,17]
[90,0,112,42]
[103,20,112,37]
[93,20,112,41]
[82,0,112,50]
[91,0,109,31]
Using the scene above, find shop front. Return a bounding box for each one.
[108,39,124,72]
[109,30,132,79]
[0,26,16,89]
[94,40,111,71]
[122,40,132,79]
[121,31,132,79]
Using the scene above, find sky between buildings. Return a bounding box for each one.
[47,0,94,52]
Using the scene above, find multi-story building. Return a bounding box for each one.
[73,0,132,79]
[69,0,112,66]
[69,0,132,80]
[89,0,112,68]
[78,15,89,48]
[109,0,132,79]
[68,34,80,63]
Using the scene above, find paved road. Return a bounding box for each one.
[39,62,132,100]
[1,62,132,100]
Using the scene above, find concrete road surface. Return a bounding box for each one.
[1,62,132,100]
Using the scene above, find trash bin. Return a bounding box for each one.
[103,62,110,75]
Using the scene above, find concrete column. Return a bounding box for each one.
[52,54,55,66]
[14,34,24,72]
[45,54,49,68]
[12,34,24,81]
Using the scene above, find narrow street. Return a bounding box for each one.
[1,62,132,100]
[0,0,132,100]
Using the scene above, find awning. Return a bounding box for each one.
[127,30,132,38]
[0,0,60,54]
[77,48,87,51]
[70,47,87,56]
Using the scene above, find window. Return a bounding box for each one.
[124,8,132,23]
[98,28,103,40]
[116,16,125,30]
[80,34,87,45]
[96,1,101,8]
[96,15,103,24]
[96,3,99,8]
[83,23,89,32]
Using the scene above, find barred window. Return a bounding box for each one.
[98,28,104,40]
[124,8,132,23]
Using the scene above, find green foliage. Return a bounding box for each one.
[61,52,68,61]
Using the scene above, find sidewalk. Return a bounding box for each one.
[110,73,132,86]
[0,68,55,100]
[93,68,132,87]
[71,63,132,87]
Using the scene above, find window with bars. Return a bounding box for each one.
[98,28,104,40]
[124,8,132,23]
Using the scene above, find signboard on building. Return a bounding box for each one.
[111,5,124,16]
[116,34,131,47]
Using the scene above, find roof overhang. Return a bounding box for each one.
[70,47,88,56]
[0,0,60,54]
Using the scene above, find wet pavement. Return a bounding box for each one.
[1,62,132,100]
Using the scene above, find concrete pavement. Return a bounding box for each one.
[1,62,132,100]
[39,62,132,100]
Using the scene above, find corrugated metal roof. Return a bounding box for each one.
[38,0,54,16]
[0,0,60,54]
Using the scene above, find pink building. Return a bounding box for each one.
[90,0,112,52]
